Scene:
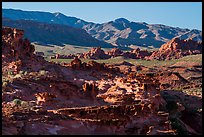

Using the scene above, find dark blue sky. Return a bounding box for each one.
[2,2,202,30]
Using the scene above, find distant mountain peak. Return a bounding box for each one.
[189,29,201,33]
[53,12,64,17]
[114,18,130,24]
[2,8,202,48]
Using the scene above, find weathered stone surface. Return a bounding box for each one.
[105,48,123,57]
[2,27,49,74]
[148,38,202,60]
[78,47,110,59]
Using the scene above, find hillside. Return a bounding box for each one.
[3,8,202,48]
[2,18,114,48]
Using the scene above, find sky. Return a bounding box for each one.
[2,2,202,30]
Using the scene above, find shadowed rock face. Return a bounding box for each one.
[2,27,202,135]
[147,37,202,60]
[2,18,114,48]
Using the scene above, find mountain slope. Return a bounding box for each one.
[176,29,202,42]
[82,19,200,48]
[2,18,114,48]
[3,8,202,48]
[2,9,92,28]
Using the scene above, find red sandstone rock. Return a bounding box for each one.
[79,47,110,59]
[55,47,151,60]
[105,48,123,57]
[2,27,49,73]
[148,37,202,60]
[2,27,201,135]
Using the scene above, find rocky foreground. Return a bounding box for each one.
[2,27,202,135]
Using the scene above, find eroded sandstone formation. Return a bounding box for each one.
[77,47,110,59]
[2,27,202,135]
[148,37,202,60]
[2,27,48,74]
[53,47,151,60]
[105,48,123,57]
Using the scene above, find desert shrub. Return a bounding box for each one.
[7,71,14,76]
[12,99,22,106]
[19,70,29,75]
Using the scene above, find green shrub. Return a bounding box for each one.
[7,71,14,75]
[12,99,22,105]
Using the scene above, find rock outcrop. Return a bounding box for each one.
[2,27,48,74]
[148,38,202,60]
[105,48,123,57]
[2,27,202,135]
[123,48,151,59]
[77,47,110,59]
[55,47,151,60]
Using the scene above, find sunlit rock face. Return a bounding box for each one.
[147,37,202,60]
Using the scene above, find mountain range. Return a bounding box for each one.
[2,8,202,48]
[2,18,113,48]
